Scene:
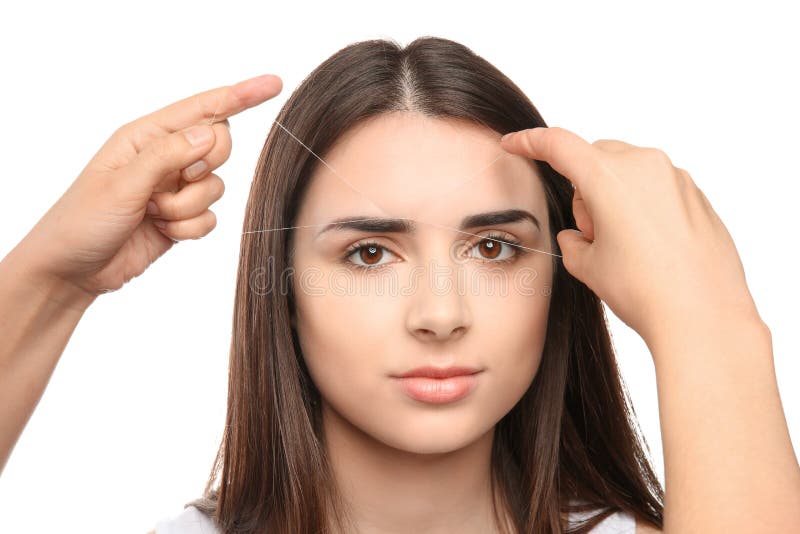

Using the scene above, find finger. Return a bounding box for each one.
[123,123,217,194]
[152,209,217,241]
[572,185,595,241]
[141,74,282,133]
[143,120,230,194]
[500,126,604,193]
[695,183,717,216]
[676,167,721,228]
[148,173,225,221]
[556,228,593,282]
[591,139,637,153]
[181,120,233,182]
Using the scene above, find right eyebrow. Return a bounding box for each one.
[314,208,541,240]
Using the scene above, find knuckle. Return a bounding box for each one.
[216,129,233,159]
[206,209,218,229]
[171,210,218,240]
[222,127,233,151]
[543,126,565,145]
[686,176,707,203]
[563,254,578,275]
[592,139,631,153]
[113,121,133,139]
[205,86,234,122]
[676,167,693,183]
[697,186,713,209]
[534,127,557,156]
[164,194,188,220]
[110,122,142,149]
[675,167,696,191]
[223,85,241,108]
[676,173,691,193]
[191,93,206,119]
[197,210,217,238]
[166,219,189,239]
[644,146,672,166]
[695,185,709,207]
[211,175,226,200]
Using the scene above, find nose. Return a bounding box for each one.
[405,258,472,342]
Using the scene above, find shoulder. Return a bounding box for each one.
[148,502,662,534]
[567,504,662,533]
[150,505,220,534]
[568,508,636,533]
[634,516,662,533]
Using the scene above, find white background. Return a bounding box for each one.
[1,1,797,532]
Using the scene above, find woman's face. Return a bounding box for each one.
[290,112,553,454]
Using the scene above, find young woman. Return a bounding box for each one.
[1,37,797,534]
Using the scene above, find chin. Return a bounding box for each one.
[377,433,477,455]
[372,414,495,455]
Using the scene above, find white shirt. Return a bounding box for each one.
[154,503,637,533]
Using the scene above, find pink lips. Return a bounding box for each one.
[391,366,483,404]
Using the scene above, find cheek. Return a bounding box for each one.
[290,260,553,454]
[292,280,399,409]
[471,285,551,412]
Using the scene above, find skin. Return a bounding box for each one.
[290,112,554,533]
[0,74,796,533]
[502,128,800,532]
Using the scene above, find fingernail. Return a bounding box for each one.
[153,219,167,229]
[501,132,516,142]
[253,73,278,83]
[184,124,214,147]
[146,200,159,216]
[184,159,209,180]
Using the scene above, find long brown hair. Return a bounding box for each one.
[185,36,664,533]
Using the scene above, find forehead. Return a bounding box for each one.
[295,112,547,229]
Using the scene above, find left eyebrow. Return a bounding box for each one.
[314,208,541,239]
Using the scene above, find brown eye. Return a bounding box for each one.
[463,234,522,263]
[344,242,399,270]
[478,239,501,259]
[360,244,383,264]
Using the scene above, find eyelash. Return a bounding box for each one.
[340,231,529,272]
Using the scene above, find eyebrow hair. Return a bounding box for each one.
[314,208,541,239]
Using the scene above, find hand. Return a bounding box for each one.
[500,127,762,345]
[14,74,283,300]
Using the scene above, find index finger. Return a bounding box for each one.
[500,126,603,192]
[142,74,283,133]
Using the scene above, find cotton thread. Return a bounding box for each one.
[195,81,563,260]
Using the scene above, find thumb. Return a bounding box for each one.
[124,123,216,195]
[556,229,593,281]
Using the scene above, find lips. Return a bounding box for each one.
[391,366,483,404]
[393,366,482,379]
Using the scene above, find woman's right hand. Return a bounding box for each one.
[12,74,282,301]
[500,126,762,347]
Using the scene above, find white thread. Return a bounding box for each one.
[199,81,562,259]
[243,215,562,259]
[242,119,563,259]
[271,119,393,216]
[204,85,392,216]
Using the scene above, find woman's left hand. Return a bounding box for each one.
[500,126,762,346]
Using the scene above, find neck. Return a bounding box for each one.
[321,400,513,534]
